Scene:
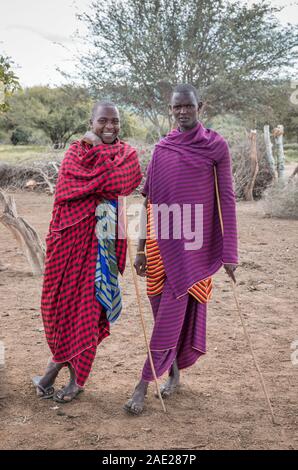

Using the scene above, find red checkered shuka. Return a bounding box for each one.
[41,140,142,386]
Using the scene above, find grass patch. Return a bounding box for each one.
[284,148,298,163]
[0,145,65,164]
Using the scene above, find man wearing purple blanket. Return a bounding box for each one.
[124,84,238,415]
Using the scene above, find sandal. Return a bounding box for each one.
[32,376,55,399]
[53,387,84,404]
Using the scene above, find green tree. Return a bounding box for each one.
[78,0,298,135]
[0,55,19,112]
[2,86,92,147]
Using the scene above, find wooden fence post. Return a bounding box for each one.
[273,125,285,180]
[264,125,276,176]
[244,130,258,201]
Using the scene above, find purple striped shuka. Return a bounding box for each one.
[140,122,238,381]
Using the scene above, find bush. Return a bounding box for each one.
[118,109,147,140]
[262,178,298,219]
[0,129,11,144]
[27,129,51,146]
[207,114,248,148]
[284,143,298,150]
[11,127,32,145]
[285,149,298,162]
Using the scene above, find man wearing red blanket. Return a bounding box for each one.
[33,101,142,402]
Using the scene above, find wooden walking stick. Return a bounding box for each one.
[125,207,166,413]
[214,166,276,424]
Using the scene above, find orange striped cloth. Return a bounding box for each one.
[146,200,213,303]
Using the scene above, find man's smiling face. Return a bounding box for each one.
[91,105,120,144]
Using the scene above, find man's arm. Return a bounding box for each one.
[134,196,148,277]
[216,142,238,282]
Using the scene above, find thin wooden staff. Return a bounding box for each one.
[125,212,166,413]
[214,166,276,424]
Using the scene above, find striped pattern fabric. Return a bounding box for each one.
[142,278,207,382]
[139,123,238,382]
[146,200,213,303]
[142,122,238,300]
[95,199,122,323]
[146,199,166,296]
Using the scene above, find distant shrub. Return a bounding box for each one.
[145,123,168,144]
[263,178,298,219]
[284,143,298,150]
[207,114,248,148]
[28,129,51,146]
[11,127,32,145]
[118,109,147,140]
[285,149,298,162]
[0,129,10,144]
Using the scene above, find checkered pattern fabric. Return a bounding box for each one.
[41,140,142,386]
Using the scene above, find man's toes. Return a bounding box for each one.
[160,387,171,398]
[123,399,133,412]
[124,399,143,415]
[131,402,143,415]
[160,383,170,394]
[61,394,72,402]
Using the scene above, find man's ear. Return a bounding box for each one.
[197,102,203,116]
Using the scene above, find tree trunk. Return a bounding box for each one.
[243,130,259,201]
[263,125,276,176]
[0,191,45,275]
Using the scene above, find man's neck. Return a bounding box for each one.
[178,121,199,132]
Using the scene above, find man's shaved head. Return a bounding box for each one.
[170,84,201,104]
[170,84,203,132]
[91,100,118,120]
[90,100,120,144]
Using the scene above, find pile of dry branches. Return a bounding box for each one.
[262,175,298,220]
[0,136,276,201]
[0,161,60,194]
[231,135,275,200]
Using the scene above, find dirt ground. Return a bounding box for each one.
[0,190,297,450]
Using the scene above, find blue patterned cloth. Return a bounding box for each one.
[95,199,122,323]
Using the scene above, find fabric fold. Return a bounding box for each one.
[41,139,142,386]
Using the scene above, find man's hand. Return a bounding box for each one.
[82,131,102,146]
[134,254,147,277]
[224,263,237,283]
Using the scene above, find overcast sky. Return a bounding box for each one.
[0,0,297,87]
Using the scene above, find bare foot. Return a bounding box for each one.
[160,360,180,398]
[124,380,148,415]
[53,363,84,403]
[33,360,64,398]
